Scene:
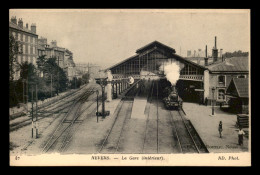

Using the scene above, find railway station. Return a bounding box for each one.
[10,40,249,155]
[106,40,208,103]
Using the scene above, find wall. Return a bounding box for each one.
[9,28,38,80]
[207,73,248,104]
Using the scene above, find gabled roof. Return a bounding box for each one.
[105,41,207,71]
[207,57,249,72]
[136,40,176,54]
[105,54,139,71]
[227,78,249,98]
[9,21,38,36]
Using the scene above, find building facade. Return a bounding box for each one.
[38,38,76,80]
[204,57,249,105]
[9,16,38,80]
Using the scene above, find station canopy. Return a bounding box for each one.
[105,41,207,80]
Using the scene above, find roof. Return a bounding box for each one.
[105,41,207,71]
[227,78,249,98]
[207,57,249,72]
[9,21,38,36]
[105,54,139,71]
[136,40,176,54]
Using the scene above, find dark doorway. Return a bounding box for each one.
[176,80,203,103]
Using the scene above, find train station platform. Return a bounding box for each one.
[182,102,249,153]
[130,97,147,119]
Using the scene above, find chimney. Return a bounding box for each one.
[31,23,36,33]
[215,36,217,49]
[204,45,208,66]
[204,57,208,66]
[26,23,28,28]
[212,36,218,62]
[205,45,207,57]
[18,18,23,28]
[11,16,17,25]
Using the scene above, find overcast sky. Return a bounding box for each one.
[9,9,250,69]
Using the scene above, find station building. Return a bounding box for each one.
[105,40,249,104]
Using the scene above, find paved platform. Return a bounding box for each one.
[182,102,249,153]
[130,97,147,119]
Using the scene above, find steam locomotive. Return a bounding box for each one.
[162,85,183,110]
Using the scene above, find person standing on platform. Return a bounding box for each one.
[238,127,245,146]
[218,121,223,138]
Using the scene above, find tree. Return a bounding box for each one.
[36,56,68,95]
[223,50,249,58]
[9,34,20,81]
[81,73,90,85]
[9,34,22,107]
[19,62,38,101]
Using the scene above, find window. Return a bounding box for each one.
[30,57,33,64]
[33,57,36,65]
[21,56,23,63]
[218,89,225,100]
[12,32,15,37]
[30,45,33,54]
[25,35,28,42]
[23,44,25,54]
[23,34,26,41]
[25,45,28,54]
[21,34,23,41]
[18,33,21,41]
[218,75,225,85]
[18,55,21,63]
[25,56,28,62]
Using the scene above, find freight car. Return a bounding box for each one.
[162,86,183,110]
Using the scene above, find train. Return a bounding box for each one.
[160,80,183,110]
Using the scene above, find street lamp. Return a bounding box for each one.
[95,78,110,119]
[96,90,99,123]
[212,87,215,116]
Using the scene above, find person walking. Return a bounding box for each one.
[238,127,245,146]
[218,121,223,138]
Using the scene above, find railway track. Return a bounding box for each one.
[10,85,96,132]
[41,88,96,153]
[169,109,208,153]
[142,80,155,153]
[98,83,139,154]
[141,80,161,153]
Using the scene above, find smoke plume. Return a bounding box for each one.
[160,60,184,85]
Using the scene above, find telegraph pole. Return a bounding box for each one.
[57,57,60,95]
[35,84,38,138]
[22,79,25,104]
[51,74,53,97]
[31,88,34,138]
[26,78,28,104]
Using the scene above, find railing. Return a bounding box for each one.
[179,75,203,81]
[113,74,141,80]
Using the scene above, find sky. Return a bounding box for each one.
[9,9,250,69]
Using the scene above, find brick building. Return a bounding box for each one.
[9,16,38,80]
